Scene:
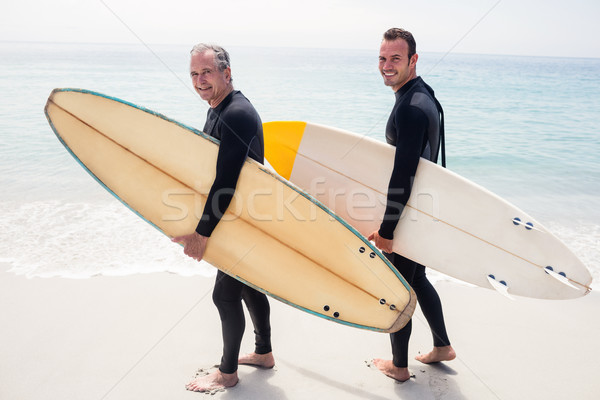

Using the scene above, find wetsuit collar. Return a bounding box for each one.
[394,76,423,100]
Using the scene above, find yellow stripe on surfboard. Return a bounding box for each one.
[263,121,306,180]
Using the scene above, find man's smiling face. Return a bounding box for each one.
[190,50,231,108]
[379,39,417,92]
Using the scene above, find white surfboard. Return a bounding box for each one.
[44,89,417,333]
[263,121,592,300]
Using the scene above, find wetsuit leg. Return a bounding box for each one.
[241,285,272,354]
[386,252,416,368]
[212,270,246,374]
[386,253,451,368]
[411,264,451,348]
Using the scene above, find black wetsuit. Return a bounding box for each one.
[380,77,450,368]
[196,90,272,374]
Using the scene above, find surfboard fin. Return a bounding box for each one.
[511,217,543,233]
[487,274,514,300]
[544,267,579,290]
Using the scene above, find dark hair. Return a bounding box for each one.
[383,28,416,60]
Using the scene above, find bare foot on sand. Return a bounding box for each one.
[415,345,456,364]
[372,358,412,382]
[185,369,238,392]
[238,352,275,369]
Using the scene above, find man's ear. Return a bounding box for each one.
[410,53,419,68]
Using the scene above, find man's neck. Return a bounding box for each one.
[209,87,234,108]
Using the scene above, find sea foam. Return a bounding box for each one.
[1,200,596,294]
[0,201,215,279]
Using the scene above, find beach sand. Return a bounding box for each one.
[1,263,599,400]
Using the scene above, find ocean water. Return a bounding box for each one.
[1,41,599,288]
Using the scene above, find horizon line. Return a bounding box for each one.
[2,39,599,61]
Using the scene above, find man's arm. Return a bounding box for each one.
[174,106,258,261]
[377,105,428,242]
[195,108,256,237]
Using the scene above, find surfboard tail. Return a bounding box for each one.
[385,288,417,333]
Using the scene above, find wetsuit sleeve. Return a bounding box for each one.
[195,107,257,237]
[378,105,428,240]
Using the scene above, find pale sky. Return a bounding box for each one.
[2,0,600,58]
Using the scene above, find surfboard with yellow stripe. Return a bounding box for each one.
[263,121,592,300]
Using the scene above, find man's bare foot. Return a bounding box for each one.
[372,358,412,382]
[415,345,456,364]
[238,352,275,369]
[185,369,238,392]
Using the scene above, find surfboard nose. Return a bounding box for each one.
[263,121,306,180]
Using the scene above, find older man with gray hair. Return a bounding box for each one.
[173,43,274,392]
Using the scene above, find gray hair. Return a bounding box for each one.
[190,43,231,72]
